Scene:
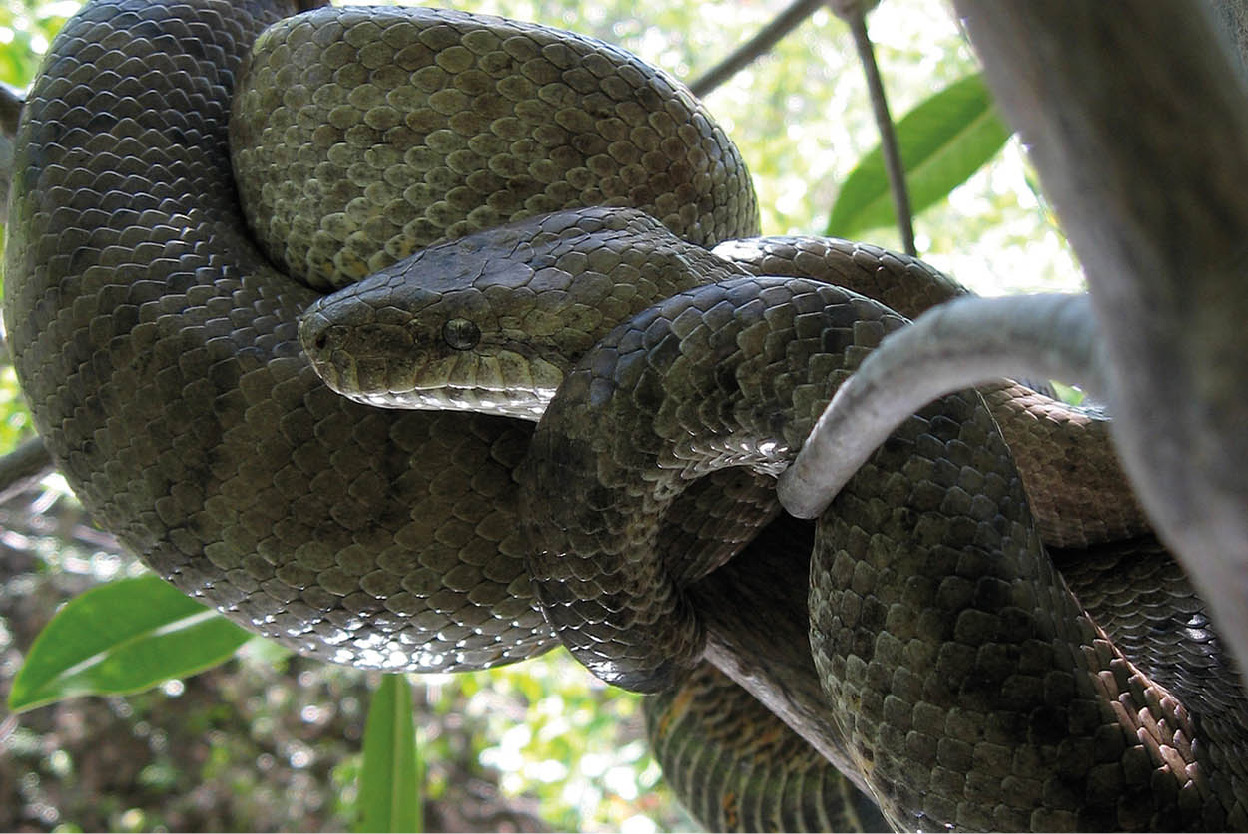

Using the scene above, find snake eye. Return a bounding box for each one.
[442,318,481,351]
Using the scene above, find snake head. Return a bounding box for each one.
[298,269,572,420]
[298,218,630,419]
[298,208,716,421]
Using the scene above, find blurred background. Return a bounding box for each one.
[0,0,1079,830]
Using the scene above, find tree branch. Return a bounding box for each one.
[0,436,54,505]
[841,5,915,255]
[954,0,1248,682]
[688,0,826,98]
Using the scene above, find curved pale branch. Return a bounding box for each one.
[778,293,1103,519]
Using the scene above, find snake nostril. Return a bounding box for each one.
[442,318,481,351]
[313,331,329,351]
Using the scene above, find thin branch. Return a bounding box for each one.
[0,436,54,505]
[0,86,19,226]
[0,713,17,744]
[688,0,826,98]
[0,84,23,140]
[844,7,915,255]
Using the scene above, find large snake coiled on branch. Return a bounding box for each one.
[5,1,1248,829]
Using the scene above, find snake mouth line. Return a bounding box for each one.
[301,311,569,419]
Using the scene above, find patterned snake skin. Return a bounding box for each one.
[4,1,1247,830]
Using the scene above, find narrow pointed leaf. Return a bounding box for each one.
[358,673,422,833]
[826,72,1012,238]
[8,574,252,712]
[1049,380,1086,406]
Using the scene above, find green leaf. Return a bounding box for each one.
[826,72,1012,238]
[8,575,251,712]
[358,674,423,833]
[1049,380,1086,406]
[236,632,296,670]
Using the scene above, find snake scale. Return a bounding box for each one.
[4,0,1248,829]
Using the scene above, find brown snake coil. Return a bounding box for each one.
[4,0,1248,830]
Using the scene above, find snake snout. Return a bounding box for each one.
[298,309,336,355]
[299,302,419,403]
[301,287,564,417]
[298,310,353,386]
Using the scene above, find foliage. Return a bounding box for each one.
[359,674,422,833]
[0,363,30,451]
[0,0,1080,831]
[826,72,1011,239]
[0,0,73,88]
[7,575,252,712]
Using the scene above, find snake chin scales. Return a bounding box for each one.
[8,0,1248,830]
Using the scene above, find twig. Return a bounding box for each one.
[688,0,826,98]
[0,84,23,140]
[0,86,20,226]
[0,713,17,743]
[0,436,54,506]
[842,6,915,255]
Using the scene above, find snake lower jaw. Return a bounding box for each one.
[329,384,551,420]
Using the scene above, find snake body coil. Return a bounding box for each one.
[7,1,1248,830]
[4,0,754,672]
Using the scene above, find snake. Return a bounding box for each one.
[4,0,1248,829]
